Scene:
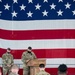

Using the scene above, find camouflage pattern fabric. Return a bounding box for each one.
[2,52,14,75]
[36,70,50,75]
[21,51,37,75]
[9,72,19,75]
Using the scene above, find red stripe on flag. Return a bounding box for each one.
[0,48,75,59]
[0,29,75,40]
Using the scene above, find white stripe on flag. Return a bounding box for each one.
[0,39,75,49]
[0,19,75,30]
[0,58,75,68]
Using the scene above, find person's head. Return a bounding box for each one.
[11,64,19,74]
[58,64,67,75]
[39,64,45,71]
[7,48,11,54]
[27,46,32,53]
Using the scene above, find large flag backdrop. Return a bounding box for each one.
[0,0,75,75]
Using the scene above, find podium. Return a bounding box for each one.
[27,58,46,75]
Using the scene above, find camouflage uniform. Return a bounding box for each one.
[9,72,19,75]
[36,70,50,75]
[2,52,14,75]
[21,51,37,75]
[58,72,67,75]
[58,74,67,75]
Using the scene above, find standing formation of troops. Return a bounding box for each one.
[1,46,48,75]
[1,46,67,75]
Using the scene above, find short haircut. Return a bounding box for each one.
[11,64,19,70]
[7,48,11,50]
[39,64,45,68]
[58,64,67,73]
[28,46,32,50]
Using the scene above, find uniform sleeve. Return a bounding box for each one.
[11,55,14,65]
[21,52,27,64]
[2,54,7,65]
[32,52,37,59]
[47,72,51,75]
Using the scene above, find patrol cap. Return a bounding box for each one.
[28,46,32,50]
[39,64,45,68]
[58,64,67,73]
[7,48,11,50]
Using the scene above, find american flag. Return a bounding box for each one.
[0,0,75,74]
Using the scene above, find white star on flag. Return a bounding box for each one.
[13,0,18,3]
[65,2,71,9]
[43,0,48,3]
[57,9,63,16]
[50,3,56,10]
[72,10,75,15]
[0,11,2,16]
[11,11,18,17]
[27,11,33,17]
[4,4,10,10]
[42,10,48,16]
[58,0,63,2]
[0,0,2,2]
[73,0,75,2]
[20,4,26,11]
[35,4,41,10]
[28,0,33,3]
